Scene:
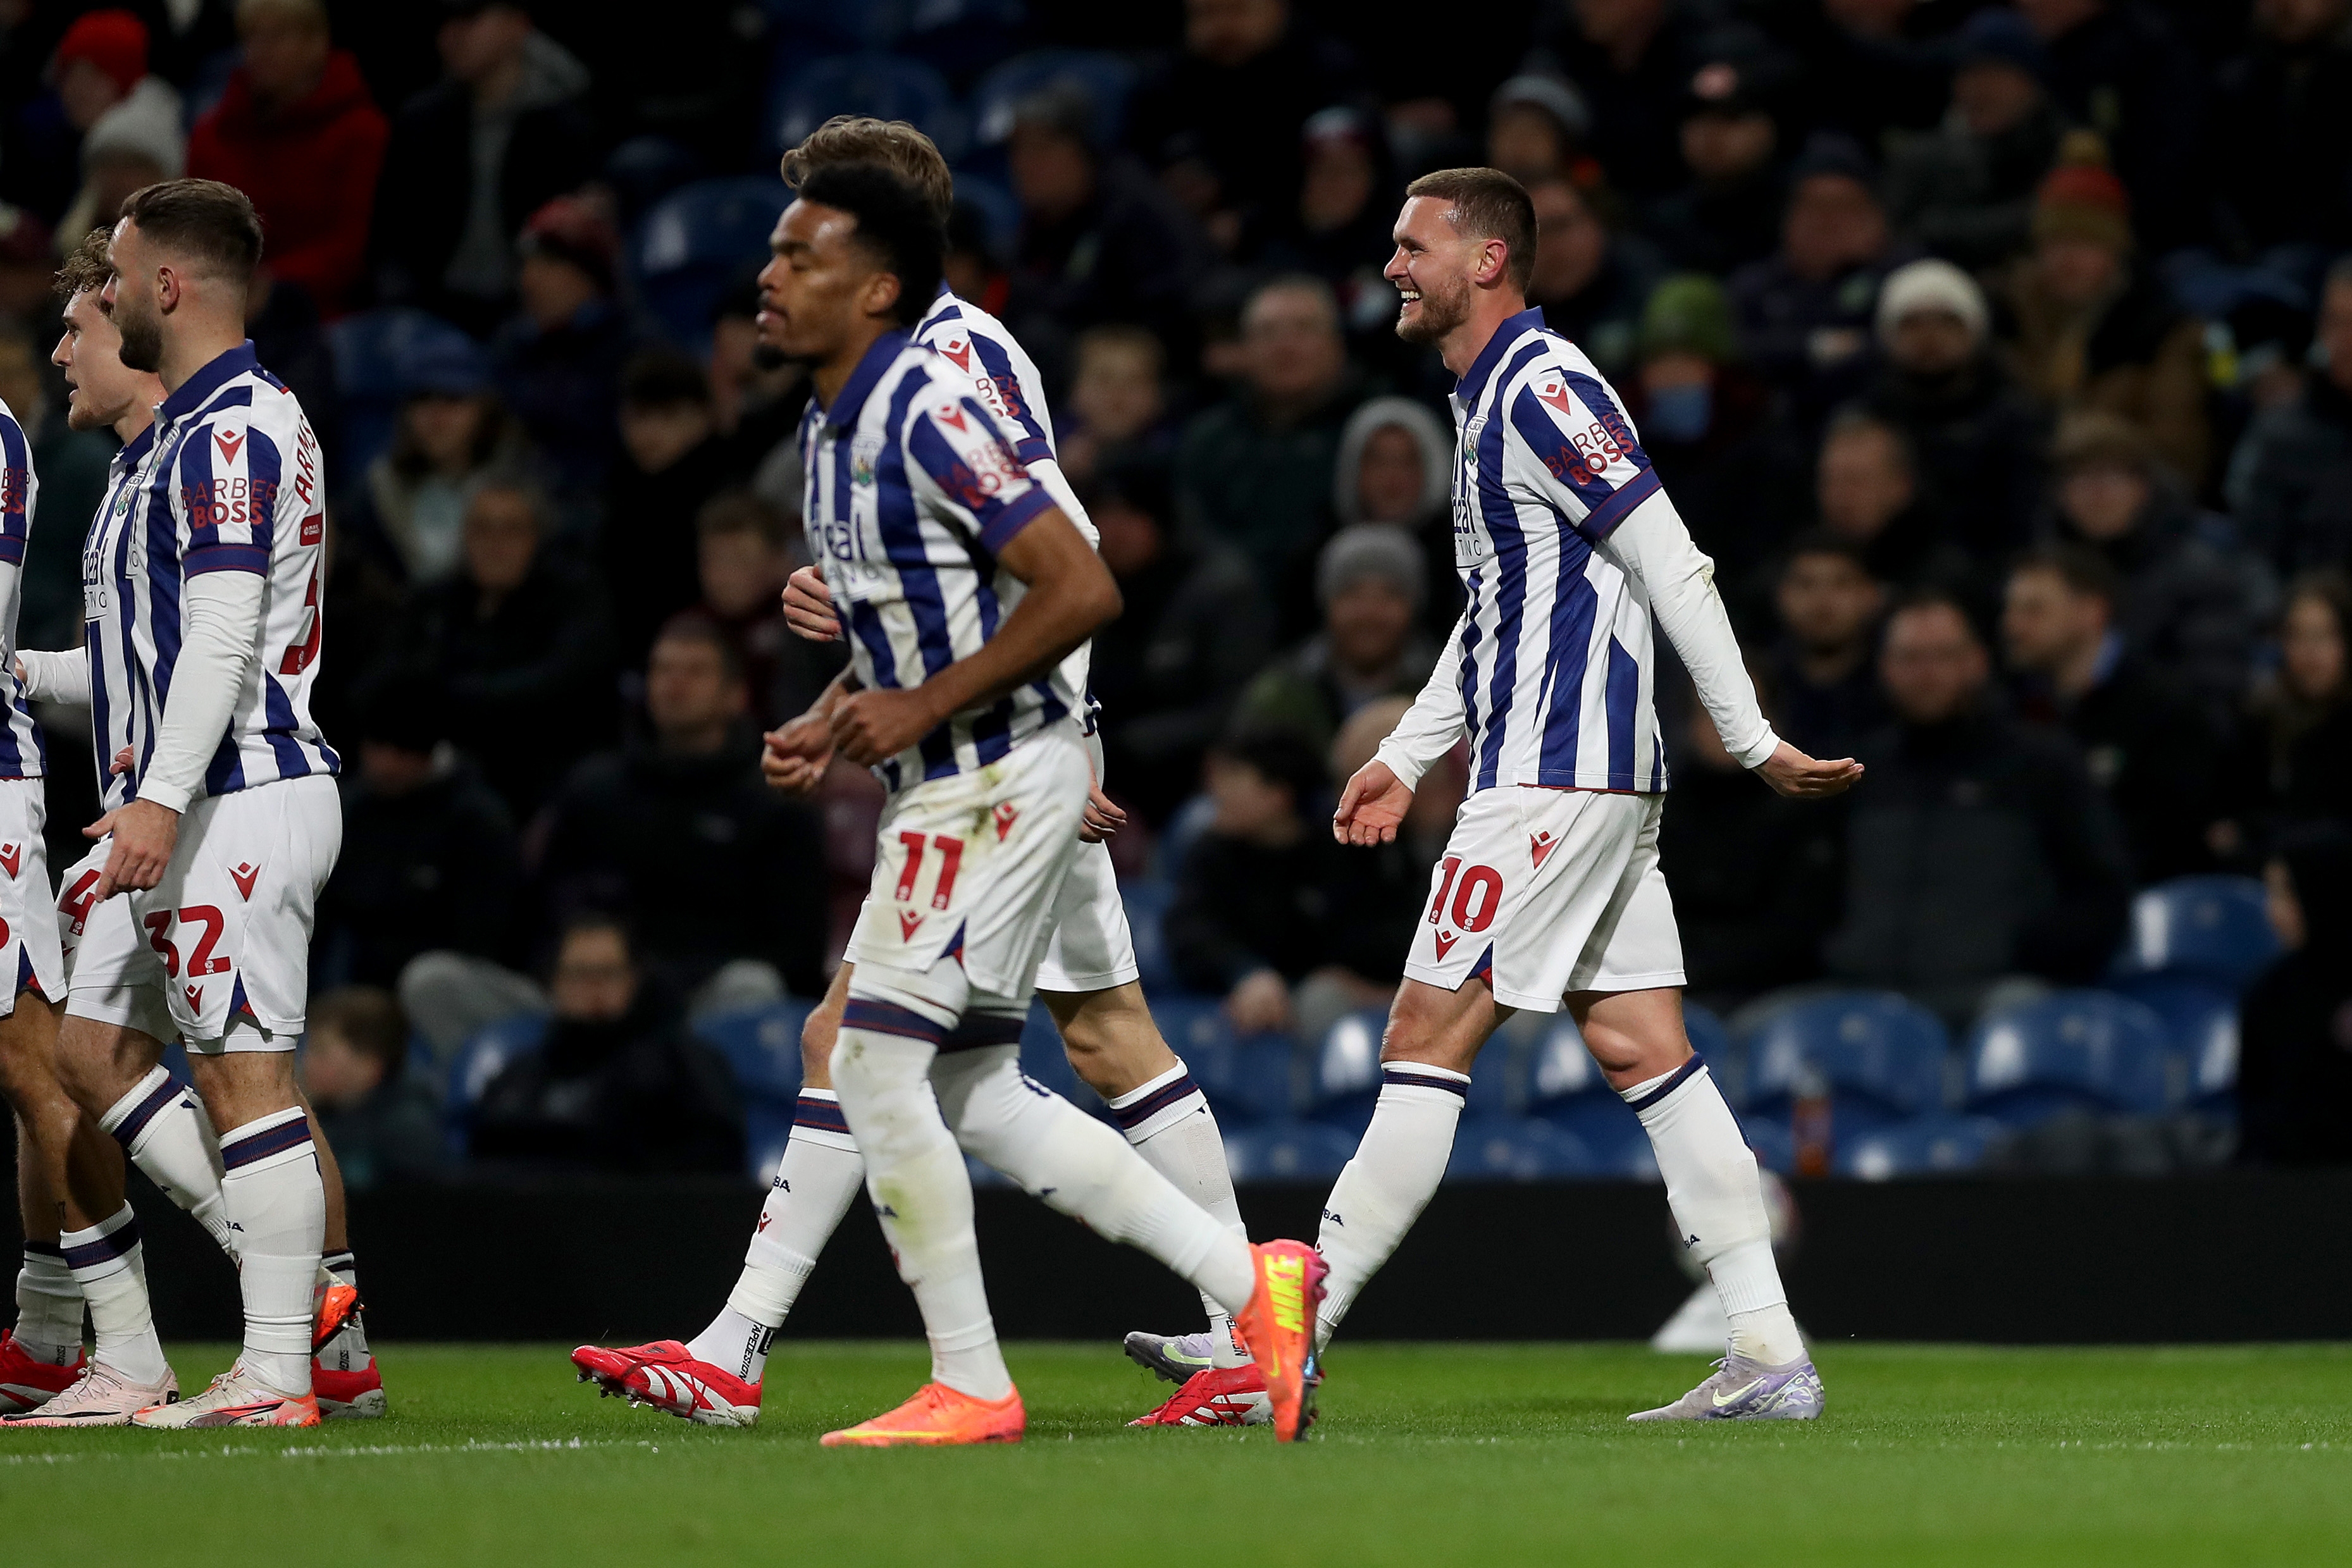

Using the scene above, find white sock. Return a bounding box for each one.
[1622,1056,1805,1366]
[686,1090,866,1385]
[13,1242,80,1363]
[1110,1062,1250,1366]
[217,1108,325,1394]
[1313,1063,1468,1350]
[99,1067,235,1259]
[831,1015,1011,1402]
[318,1250,371,1370]
[61,1204,167,1384]
[936,1044,1256,1319]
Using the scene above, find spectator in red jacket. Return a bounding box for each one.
[186,0,388,315]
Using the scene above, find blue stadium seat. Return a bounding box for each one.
[325,307,481,476]
[1222,1120,1356,1182]
[1522,1013,1654,1173]
[1683,1003,1738,1102]
[1741,1116,1796,1175]
[633,176,795,349]
[693,1000,812,1106]
[1121,879,1177,994]
[768,53,965,161]
[440,1012,549,1154]
[1964,991,2175,1126]
[1153,996,1296,1123]
[2111,875,2280,990]
[970,49,1138,148]
[1446,1117,1595,1182]
[1304,1009,1384,1132]
[1743,991,1951,1135]
[1835,1115,2003,1180]
[2115,976,2237,1109]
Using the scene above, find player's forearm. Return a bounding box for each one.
[139,571,262,813]
[1372,613,1468,789]
[1600,490,1778,769]
[16,645,92,705]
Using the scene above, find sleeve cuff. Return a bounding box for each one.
[1372,740,1431,791]
[1733,726,1782,771]
[136,779,192,813]
[976,486,1055,553]
[1574,467,1662,543]
[1012,433,1054,466]
[0,535,24,565]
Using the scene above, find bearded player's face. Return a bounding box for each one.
[1384,195,1477,346]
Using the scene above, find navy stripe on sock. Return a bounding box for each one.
[939,1013,1026,1053]
[1626,1053,1707,1114]
[840,998,949,1045]
[1110,1072,1203,1130]
[221,1114,314,1170]
[61,1215,142,1270]
[1381,1065,1469,1100]
[109,1076,183,1149]
[792,1094,851,1135]
[23,1240,64,1261]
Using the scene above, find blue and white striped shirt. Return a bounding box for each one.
[90,341,338,805]
[0,400,46,780]
[801,330,1075,792]
[1447,307,1669,794]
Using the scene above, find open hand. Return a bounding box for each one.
[1079,784,1126,844]
[783,566,842,642]
[87,798,178,898]
[1332,758,1414,846]
[1756,741,1864,799]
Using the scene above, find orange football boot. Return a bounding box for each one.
[1230,1240,1328,1442]
[819,1381,1024,1447]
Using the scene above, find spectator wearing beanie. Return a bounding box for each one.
[1330,396,1457,633]
[1996,136,2210,487]
[1233,523,1437,762]
[345,335,536,588]
[1629,273,1807,618]
[187,0,389,316]
[54,17,183,245]
[1862,257,2048,560]
[1,10,154,221]
[1884,9,2069,271]
[491,195,645,512]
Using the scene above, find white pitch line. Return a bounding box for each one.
[2,1436,663,1466]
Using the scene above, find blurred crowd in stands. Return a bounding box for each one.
[1,0,2348,1183]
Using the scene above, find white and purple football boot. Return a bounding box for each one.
[1627,1352,1824,1422]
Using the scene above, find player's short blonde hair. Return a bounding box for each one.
[781,116,954,226]
[53,226,113,303]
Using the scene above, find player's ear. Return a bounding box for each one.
[865,269,903,326]
[1477,238,1510,289]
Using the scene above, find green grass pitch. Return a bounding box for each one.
[4,1341,2348,1565]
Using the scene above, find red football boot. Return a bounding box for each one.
[571,1340,762,1428]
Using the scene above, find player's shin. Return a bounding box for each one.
[1623,1058,1804,1366]
[1312,1063,1470,1349]
[831,1021,1012,1403]
[1108,1063,1250,1365]
[216,1108,326,1395]
[938,1044,1256,1320]
[61,1204,168,1383]
[685,1090,865,1384]
[97,1065,235,1257]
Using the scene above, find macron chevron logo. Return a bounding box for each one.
[230,861,259,901]
[0,842,19,879]
[213,428,244,464]
[1433,929,1459,960]
[1535,380,1574,415]
[898,910,924,941]
[941,338,972,371]
[1530,831,1558,870]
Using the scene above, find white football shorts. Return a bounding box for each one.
[1402,786,1685,1012]
[0,779,64,1015]
[61,774,342,1050]
[843,719,1090,999]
